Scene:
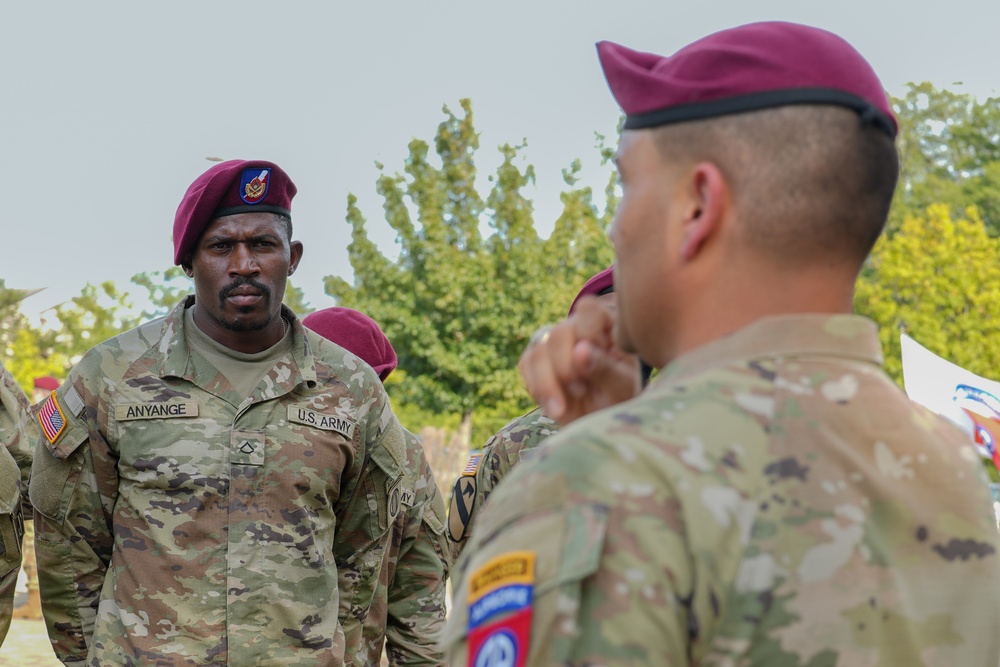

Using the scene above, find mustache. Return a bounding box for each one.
[219,276,272,304]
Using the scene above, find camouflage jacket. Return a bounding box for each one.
[443,315,1000,666]
[0,361,33,644]
[359,428,450,667]
[447,409,558,562]
[29,298,410,666]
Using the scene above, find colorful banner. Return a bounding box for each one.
[900,334,1000,473]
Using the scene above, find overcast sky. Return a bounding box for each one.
[3,1,998,324]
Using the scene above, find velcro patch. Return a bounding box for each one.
[400,487,416,508]
[37,394,66,445]
[115,401,199,421]
[288,406,355,439]
[63,385,85,417]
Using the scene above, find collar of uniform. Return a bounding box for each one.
[659,313,883,383]
[156,296,319,389]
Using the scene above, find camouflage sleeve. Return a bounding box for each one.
[333,391,408,665]
[385,441,450,667]
[446,438,504,564]
[0,364,31,645]
[29,368,118,666]
[442,430,706,667]
[0,365,35,504]
[0,365,26,646]
[0,538,18,645]
[448,410,559,563]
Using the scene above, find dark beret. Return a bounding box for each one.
[173,159,297,264]
[302,308,398,382]
[597,21,896,137]
[569,266,615,315]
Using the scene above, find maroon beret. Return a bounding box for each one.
[173,159,297,264]
[569,266,615,315]
[302,308,398,382]
[597,22,896,137]
[33,376,60,391]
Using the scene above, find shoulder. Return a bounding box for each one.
[306,329,386,399]
[69,316,168,386]
[470,367,780,554]
[481,408,559,469]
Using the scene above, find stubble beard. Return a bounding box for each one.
[218,277,275,332]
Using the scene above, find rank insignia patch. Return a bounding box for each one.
[38,393,67,445]
[240,168,270,204]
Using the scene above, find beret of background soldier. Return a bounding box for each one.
[303,306,451,666]
[302,307,398,380]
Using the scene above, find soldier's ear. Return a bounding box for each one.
[181,261,194,278]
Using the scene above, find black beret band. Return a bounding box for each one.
[212,204,292,220]
[623,87,896,138]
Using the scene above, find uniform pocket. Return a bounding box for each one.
[421,489,452,570]
[365,421,406,537]
[0,451,23,576]
[29,428,87,523]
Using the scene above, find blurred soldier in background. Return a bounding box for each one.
[0,361,35,642]
[447,267,652,562]
[304,306,450,667]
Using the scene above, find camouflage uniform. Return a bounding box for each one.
[448,409,558,562]
[30,298,409,666]
[443,315,1000,666]
[359,428,450,666]
[0,361,33,644]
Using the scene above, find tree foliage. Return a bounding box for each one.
[1,281,138,393]
[892,82,1000,233]
[856,204,1000,383]
[326,100,613,446]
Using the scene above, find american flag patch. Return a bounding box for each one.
[38,393,67,444]
[462,453,482,477]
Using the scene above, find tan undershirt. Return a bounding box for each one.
[185,306,293,398]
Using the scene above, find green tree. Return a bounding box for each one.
[326,100,612,447]
[131,267,192,320]
[0,280,37,361]
[46,281,139,365]
[282,280,313,316]
[856,203,1000,383]
[892,83,1000,233]
[1,280,138,393]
